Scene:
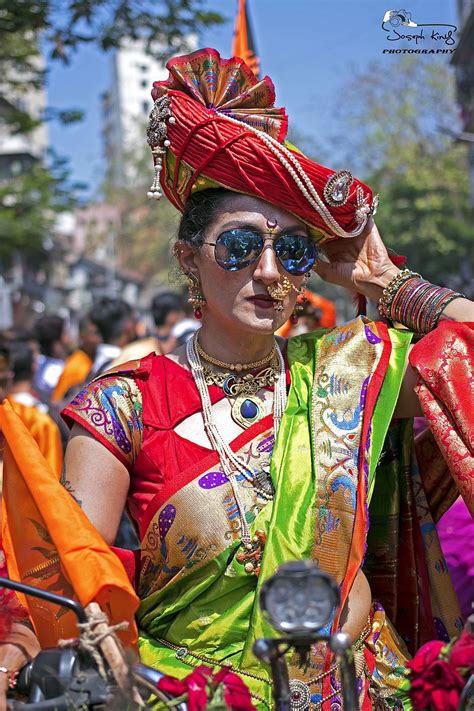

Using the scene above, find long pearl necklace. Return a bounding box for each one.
[186,333,287,546]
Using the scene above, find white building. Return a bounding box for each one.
[102,38,196,186]
[102,40,169,186]
[0,50,48,179]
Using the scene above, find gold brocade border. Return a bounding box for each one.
[286,319,385,699]
[310,319,382,583]
[154,613,376,710]
[138,428,275,599]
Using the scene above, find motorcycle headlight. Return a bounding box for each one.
[259,560,340,636]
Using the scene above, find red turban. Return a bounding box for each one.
[147,48,378,243]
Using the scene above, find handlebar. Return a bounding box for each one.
[0,577,87,623]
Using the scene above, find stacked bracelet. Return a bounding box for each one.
[378,270,464,333]
[378,269,420,319]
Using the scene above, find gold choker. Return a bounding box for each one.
[196,340,276,373]
[202,363,278,396]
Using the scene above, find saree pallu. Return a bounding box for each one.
[137,318,464,709]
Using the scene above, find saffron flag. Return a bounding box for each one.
[232,0,260,78]
[0,399,139,648]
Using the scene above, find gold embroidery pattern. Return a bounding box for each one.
[65,375,143,467]
[286,319,384,700]
[139,429,275,599]
[310,319,382,583]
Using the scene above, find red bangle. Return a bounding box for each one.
[0,666,18,689]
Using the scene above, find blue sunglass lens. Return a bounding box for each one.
[214,230,263,271]
[275,235,316,275]
[213,229,315,275]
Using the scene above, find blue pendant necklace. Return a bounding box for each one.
[230,393,267,429]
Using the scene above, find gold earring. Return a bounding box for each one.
[186,273,206,320]
[290,272,311,322]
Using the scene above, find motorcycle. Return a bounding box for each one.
[1,563,363,710]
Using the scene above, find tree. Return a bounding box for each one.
[0,1,224,264]
[0,0,223,65]
[335,57,473,294]
[0,153,78,264]
[101,143,180,282]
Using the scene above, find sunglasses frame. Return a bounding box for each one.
[203,228,317,276]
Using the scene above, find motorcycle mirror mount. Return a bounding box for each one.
[259,560,340,636]
[254,561,360,711]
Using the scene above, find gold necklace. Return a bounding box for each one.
[201,361,279,430]
[202,362,278,396]
[196,339,276,373]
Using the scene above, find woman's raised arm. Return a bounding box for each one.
[313,220,474,418]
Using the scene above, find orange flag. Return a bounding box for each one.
[232,0,260,78]
[0,399,139,648]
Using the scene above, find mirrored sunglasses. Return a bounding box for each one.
[204,229,317,275]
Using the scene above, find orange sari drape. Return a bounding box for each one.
[6,397,63,478]
[0,400,139,648]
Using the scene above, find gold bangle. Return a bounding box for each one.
[378,269,420,319]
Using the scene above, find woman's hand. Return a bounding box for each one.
[0,623,41,711]
[0,671,8,711]
[313,219,400,303]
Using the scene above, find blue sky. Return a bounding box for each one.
[46,0,459,198]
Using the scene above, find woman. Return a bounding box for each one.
[1,48,473,710]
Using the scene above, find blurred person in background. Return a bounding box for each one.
[51,315,102,403]
[277,289,336,338]
[110,307,163,368]
[33,315,72,404]
[150,290,187,354]
[10,329,41,364]
[170,315,200,347]
[6,341,48,414]
[88,297,139,378]
[4,341,62,477]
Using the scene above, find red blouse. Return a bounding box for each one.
[62,352,289,535]
[63,354,224,522]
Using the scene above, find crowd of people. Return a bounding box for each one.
[0,287,327,488]
[0,291,201,464]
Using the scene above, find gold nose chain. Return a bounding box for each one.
[267,275,306,311]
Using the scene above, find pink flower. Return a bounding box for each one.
[407,640,443,675]
[214,667,256,711]
[408,644,465,711]
[450,631,474,673]
[156,665,257,711]
[157,665,212,711]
